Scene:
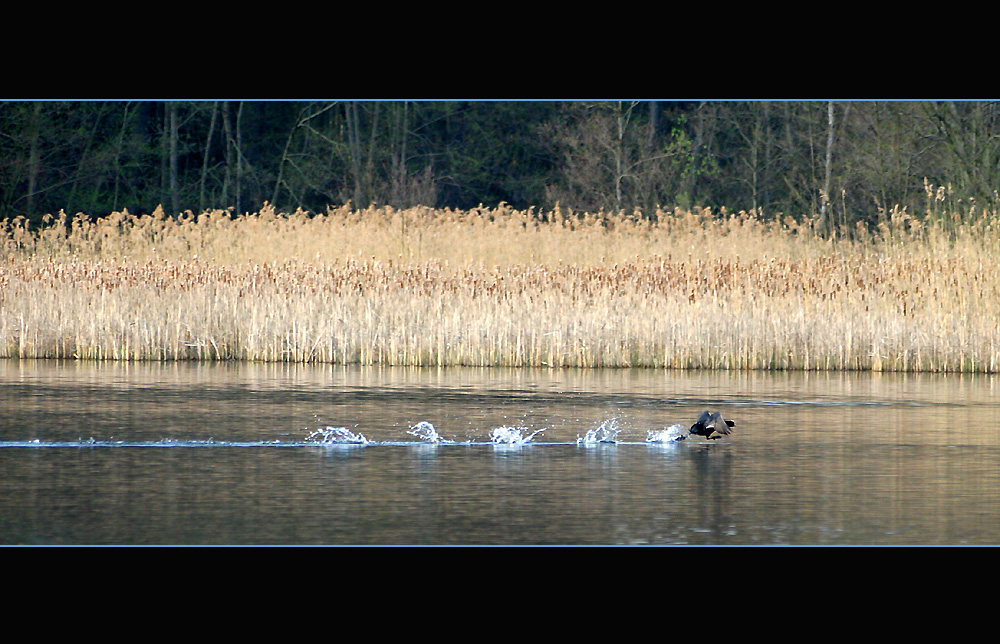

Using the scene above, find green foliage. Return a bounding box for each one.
[3,100,1000,226]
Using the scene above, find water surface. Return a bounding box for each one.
[2,360,999,545]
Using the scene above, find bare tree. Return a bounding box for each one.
[726,101,777,214]
[219,101,249,213]
[270,101,339,208]
[818,100,835,233]
[926,101,1000,205]
[168,102,179,215]
[544,101,694,214]
[25,102,43,217]
[199,102,218,213]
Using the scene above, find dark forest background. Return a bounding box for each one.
[3,100,998,232]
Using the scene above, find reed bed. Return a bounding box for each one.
[3,200,1000,371]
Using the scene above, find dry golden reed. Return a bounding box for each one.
[3,199,1000,371]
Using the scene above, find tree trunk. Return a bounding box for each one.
[169,102,179,215]
[680,101,708,209]
[647,100,658,149]
[615,102,625,210]
[221,101,233,208]
[111,102,133,211]
[219,101,246,214]
[235,101,244,214]
[26,102,43,218]
[199,102,218,213]
[390,101,410,205]
[346,101,364,206]
[819,101,835,234]
[365,102,380,204]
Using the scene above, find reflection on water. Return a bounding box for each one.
[2,360,1000,545]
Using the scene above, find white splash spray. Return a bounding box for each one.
[577,417,623,445]
[407,421,445,443]
[305,426,370,445]
[646,423,689,443]
[489,425,547,445]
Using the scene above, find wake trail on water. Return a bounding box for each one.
[305,421,549,446]
[1,417,696,449]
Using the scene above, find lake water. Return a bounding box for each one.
[2,359,999,546]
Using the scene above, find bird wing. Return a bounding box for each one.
[710,414,734,434]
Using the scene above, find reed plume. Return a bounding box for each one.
[3,197,999,372]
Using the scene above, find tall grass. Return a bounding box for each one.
[3,197,1000,371]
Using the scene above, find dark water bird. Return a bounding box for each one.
[689,411,736,440]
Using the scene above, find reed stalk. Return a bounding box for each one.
[3,197,1000,371]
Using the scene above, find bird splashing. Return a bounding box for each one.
[577,417,623,445]
[489,425,547,445]
[645,423,690,443]
[407,421,445,443]
[304,426,370,445]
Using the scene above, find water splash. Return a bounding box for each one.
[407,421,445,443]
[489,425,546,445]
[305,426,370,445]
[646,423,689,443]
[577,417,623,445]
